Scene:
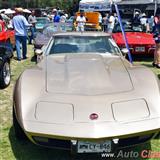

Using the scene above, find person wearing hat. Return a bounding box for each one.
[52,9,60,23]
[28,10,37,44]
[76,10,86,32]
[140,13,150,32]
[132,11,140,26]
[12,8,31,61]
[0,10,10,23]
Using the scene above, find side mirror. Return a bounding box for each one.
[35,49,43,56]
[121,48,129,57]
[35,49,43,63]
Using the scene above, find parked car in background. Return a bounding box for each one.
[112,22,155,55]
[34,23,73,52]
[35,17,50,32]
[0,20,15,48]
[0,45,13,89]
[0,20,15,88]
[75,12,102,31]
[13,32,160,155]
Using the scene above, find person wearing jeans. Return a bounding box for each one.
[12,8,31,61]
[15,35,27,60]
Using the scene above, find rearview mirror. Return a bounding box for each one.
[121,48,129,57]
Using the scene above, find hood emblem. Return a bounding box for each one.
[90,113,99,120]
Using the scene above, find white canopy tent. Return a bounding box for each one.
[79,0,157,11]
[118,0,154,4]
[5,9,15,14]
[79,0,111,11]
[0,9,6,13]
[23,9,31,14]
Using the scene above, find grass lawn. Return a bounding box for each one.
[0,47,159,160]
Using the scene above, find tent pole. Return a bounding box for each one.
[113,1,133,63]
[154,0,157,16]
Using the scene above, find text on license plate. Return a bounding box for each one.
[77,140,111,153]
[135,47,145,52]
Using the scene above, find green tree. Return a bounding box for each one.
[0,0,80,10]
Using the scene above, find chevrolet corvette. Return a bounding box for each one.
[112,22,155,55]
[13,32,160,154]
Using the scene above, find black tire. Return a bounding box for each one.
[0,61,11,89]
[13,107,27,140]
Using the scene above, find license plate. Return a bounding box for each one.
[135,46,145,52]
[77,140,111,153]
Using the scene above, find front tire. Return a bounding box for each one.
[13,107,27,140]
[0,61,11,89]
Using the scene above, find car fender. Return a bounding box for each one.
[127,64,160,118]
[13,66,45,129]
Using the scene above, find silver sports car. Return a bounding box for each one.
[13,32,160,154]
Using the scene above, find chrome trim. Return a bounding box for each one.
[129,48,134,51]
[148,47,156,53]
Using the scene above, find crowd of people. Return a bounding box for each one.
[0,6,160,68]
[0,7,70,61]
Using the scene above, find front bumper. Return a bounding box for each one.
[29,132,156,151]
[23,117,160,149]
[24,117,160,139]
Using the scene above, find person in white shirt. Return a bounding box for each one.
[60,12,66,23]
[60,12,67,31]
[108,13,115,33]
[28,10,37,44]
[76,10,86,32]
[140,13,150,32]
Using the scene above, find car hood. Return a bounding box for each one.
[46,54,133,95]
[112,32,155,45]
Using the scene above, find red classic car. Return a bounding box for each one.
[0,20,15,46]
[112,22,155,55]
[0,20,15,88]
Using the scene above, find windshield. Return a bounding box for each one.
[113,22,143,32]
[49,36,121,55]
